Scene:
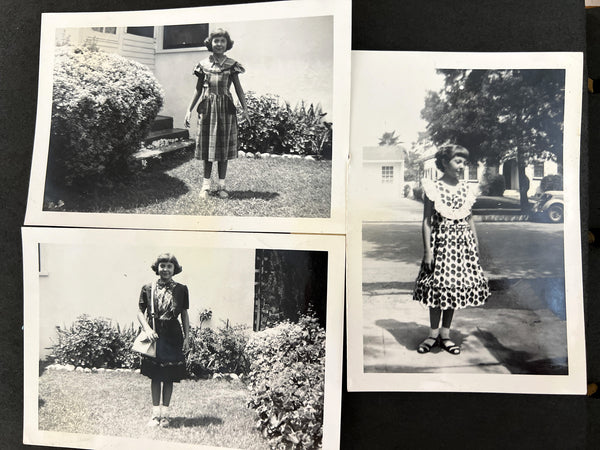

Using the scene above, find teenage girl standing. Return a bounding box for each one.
[184,28,251,199]
[413,145,490,355]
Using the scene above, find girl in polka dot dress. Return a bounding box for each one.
[413,145,490,355]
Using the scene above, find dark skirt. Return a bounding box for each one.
[140,318,187,382]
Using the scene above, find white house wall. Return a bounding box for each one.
[363,162,405,201]
[154,16,334,134]
[38,243,255,357]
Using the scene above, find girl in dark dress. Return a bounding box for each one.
[137,253,190,427]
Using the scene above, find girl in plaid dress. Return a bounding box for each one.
[184,29,251,199]
[413,145,490,355]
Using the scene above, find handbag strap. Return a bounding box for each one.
[150,280,157,330]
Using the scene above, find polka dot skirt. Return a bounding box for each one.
[413,210,490,310]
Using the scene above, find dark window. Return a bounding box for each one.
[163,24,209,49]
[533,162,544,178]
[127,26,154,38]
[91,27,116,34]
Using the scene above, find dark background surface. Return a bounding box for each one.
[0,0,594,448]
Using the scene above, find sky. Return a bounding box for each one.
[351,51,446,151]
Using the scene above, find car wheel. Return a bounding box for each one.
[546,204,563,223]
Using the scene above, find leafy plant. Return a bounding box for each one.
[51,315,126,369]
[186,322,250,377]
[539,174,563,192]
[237,92,332,159]
[246,315,326,449]
[47,46,164,190]
[480,173,506,196]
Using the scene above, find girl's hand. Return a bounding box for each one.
[183,336,190,352]
[184,111,192,128]
[145,326,159,342]
[422,252,434,273]
[242,111,252,126]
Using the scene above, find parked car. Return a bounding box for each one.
[531,191,564,223]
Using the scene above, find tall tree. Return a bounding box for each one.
[378,130,401,146]
[421,69,565,211]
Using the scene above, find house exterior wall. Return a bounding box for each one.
[363,161,405,200]
[38,244,255,357]
[155,16,333,135]
[499,159,559,196]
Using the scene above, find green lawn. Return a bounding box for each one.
[46,151,332,218]
[38,370,268,449]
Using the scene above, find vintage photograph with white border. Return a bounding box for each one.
[24,0,350,234]
[346,51,586,394]
[23,227,344,449]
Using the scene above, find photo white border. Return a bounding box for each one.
[346,51,586,394]
[23,227,345,449]
[24,0,351,235]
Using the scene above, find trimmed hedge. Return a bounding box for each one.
[539,174,563,192]
[246,315,325,449]
[48,46,164,187]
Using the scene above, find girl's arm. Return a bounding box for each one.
[184,77,204,128]
[422,195,434,271]
[181,309,190,352]
[137,310,158,342]
[468,215,480,249]
[231,73,252,125]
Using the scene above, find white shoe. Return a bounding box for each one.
[147,416,160,427]
[200,188,209,199]
[218,189,229,198]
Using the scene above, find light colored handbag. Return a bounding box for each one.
[132,281,157,358]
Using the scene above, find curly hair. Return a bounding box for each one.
[151,253,183,275]
[204,28,234,51]
[435,144,470,172]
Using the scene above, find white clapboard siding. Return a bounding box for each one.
[120,32,156,71]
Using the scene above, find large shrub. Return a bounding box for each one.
[246,315,325,449]
[51,315,128,368]
[238,92,332,159]
[479,173,506,196]
[48,46,164,187]
[539,174,563,192]
[186,322,250,377]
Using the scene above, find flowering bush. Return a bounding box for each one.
[48,46,164,187]
[51,315,130,369]
[246,315,326,449]
[186,322,250,377]
[238,92,332,159]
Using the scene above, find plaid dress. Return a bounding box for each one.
[193,55,245,161]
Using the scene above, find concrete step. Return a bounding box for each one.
[133,139,195,161]
[150,115,173,132]
[143,128,190,145]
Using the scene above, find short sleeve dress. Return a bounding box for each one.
[413,179,490,310]
[139,280,189,382]
[193,55,245,162]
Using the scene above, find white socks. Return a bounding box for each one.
[440,327,451,340]
[162,405,170,418]
[201,178,211,191]
[152,405,161,418]
[218,179,226,190]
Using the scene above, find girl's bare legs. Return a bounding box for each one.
[160,381,174,426]
[418,307,442,353]
[439,308,460,354]
[217,161,228,198]
[200,161,213,198]
[147,379,162,426]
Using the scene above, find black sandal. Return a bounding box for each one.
[439,338,461,355]
[417,336,438,354]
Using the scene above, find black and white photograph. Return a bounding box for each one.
[24,0,350,234]
[23,227,344,449]
[346,51,586,393]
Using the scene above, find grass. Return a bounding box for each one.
[45,150,332,218]
[38,370,268,449]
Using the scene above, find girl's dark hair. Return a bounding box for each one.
[435,144,470,172]
[151,253,183,275]
[204,28,234,51]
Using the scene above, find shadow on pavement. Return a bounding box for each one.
[374,319,467,352]
[473,328,568,375]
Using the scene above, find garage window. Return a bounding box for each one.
[382,166,394,183]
